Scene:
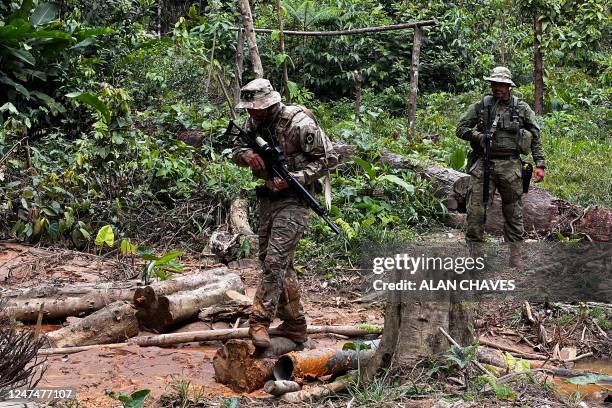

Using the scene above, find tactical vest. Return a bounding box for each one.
[476,95,531,156]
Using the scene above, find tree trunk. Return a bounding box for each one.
[534,14,544,115]
[134,270,244,333]
[1,281,140,322]
[278,0,290,100]
[407,25,422,140]
[239,0,264,78]
[229,197,254,235]
[234,28,245,101]
[213,338,305,392]
[45,301,138,348]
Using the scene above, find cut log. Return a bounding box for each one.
[333,143,612,241]
[45,301,138,348]
[198,299,251,323]
[1,280,141,322]
[229,197,254,235]
[281,371,356,403]
[134,269,244,333]
[213,338,306,392]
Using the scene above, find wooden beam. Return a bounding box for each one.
[234,20,437,37]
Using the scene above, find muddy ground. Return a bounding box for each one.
[1,239,610,407]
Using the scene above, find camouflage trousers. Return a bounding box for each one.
[466,157,524,243]
[250,193,309,328]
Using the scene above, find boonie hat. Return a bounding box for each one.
[236,78,281,110]
[484,66,516,86]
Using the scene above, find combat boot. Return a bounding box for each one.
[276,319,308,343]
[249,324,271,348]
[509,242,525,269]
[467,240,484,259]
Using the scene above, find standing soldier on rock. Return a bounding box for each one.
[456,67,546,267]
[231,78,338,348]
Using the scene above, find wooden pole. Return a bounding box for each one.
[237,20,437,36]
[354,70,362,123]
[407,25,422,140]
[534,14,544,114]
[239,0,264,78]
[234,28,245,101]
[277,0,290,100]
[205,31,217,92]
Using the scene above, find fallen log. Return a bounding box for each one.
[38,325,380,353]
[333,143,612,241]
[2,266,231,322]
[198,299,251,323]
[213,337,307,392]
[132,324,380,346]
[45,301,138,348]
[1,280,141,322]
[134,268,243,333]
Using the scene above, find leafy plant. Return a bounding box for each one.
[445,344,477,369]
[139,248,185,285]
[105,389,150,408]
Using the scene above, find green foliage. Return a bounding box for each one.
[445,344,477,369]
[105,389,150,408]
[94,224,114,247]
[140,248,184,284]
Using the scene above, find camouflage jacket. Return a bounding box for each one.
[456,95,546,168]
[232,103,338,186]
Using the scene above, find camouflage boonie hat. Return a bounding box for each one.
[236,78,281,110]
[484,66,516,86]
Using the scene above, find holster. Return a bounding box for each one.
[521,161,533,194]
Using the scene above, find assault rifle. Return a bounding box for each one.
[225,120,341,235]
[482,116,499,224]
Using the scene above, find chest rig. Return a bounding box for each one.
[477,95,523,156]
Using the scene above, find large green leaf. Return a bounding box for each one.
[0,19,33,41]
[5,46,35,66]
[0,76,30,99]
[353,157,377,180]
[154,250,183,265]
[31,91,65,115]
[94,225,114,247]
[66,92,111,124]
[379,174,415,194]
[30,3,59,26]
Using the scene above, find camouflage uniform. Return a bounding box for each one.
[232,79,338,342]
[456,67,546,244]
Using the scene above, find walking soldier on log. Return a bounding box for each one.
[231,78,338,348]
[456,67,547,267]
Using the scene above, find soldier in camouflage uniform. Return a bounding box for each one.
[456,67,546,267]
[232,78,338,348]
